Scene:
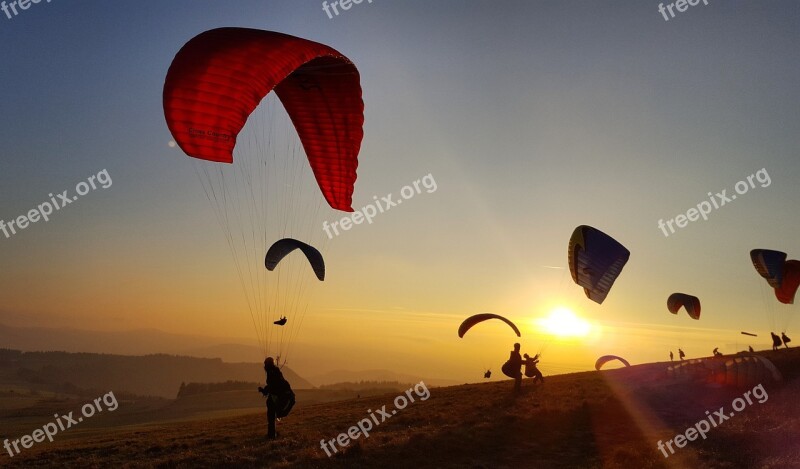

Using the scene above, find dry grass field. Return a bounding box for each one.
[3,349,800,468]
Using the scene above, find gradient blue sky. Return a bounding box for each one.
[1,1,798,380]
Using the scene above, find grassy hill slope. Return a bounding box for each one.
[4,348,800,468]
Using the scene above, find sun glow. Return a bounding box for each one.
[537,307,591,338]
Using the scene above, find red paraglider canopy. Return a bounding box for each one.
[775,260,800,304]
[163,27,364,211]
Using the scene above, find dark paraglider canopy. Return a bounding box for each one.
[595,355,630,371]
[568,225,630,304]
[458,314,521,338]
[667,293,701,320]
[750,249,788,289]
[265,238,326,281]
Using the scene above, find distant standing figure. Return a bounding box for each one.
[749,346,754,353]
[669,351,673,362]
[678,349,685,361]
[501,343,523,393]
[771,332,782,351]
[781,332,791,349]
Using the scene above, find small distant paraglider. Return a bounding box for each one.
[667,293,701,320]
[458,313,521,338]
[265,238,326,281]
[568,225,630,304]
[595,355,630,371]
[274,317,287,326]
[741,331,758,337]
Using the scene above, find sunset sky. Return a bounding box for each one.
[1,1,798,381]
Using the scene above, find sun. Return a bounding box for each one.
[536,307,591,338]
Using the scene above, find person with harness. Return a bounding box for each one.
[501,343,523,393]
[523,353,544,384]
[771,332,782,351]
[257,357,295,439]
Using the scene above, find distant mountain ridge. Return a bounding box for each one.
[0,323,460,388]
[308,369,460,388]
[0,348,313,398]
[0,323,264,363]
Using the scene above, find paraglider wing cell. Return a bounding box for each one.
[163,27,364,211]
[458,313,521,338]
[265,238,326,281]
[568,226,630,304]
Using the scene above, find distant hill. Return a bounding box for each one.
[0,323,262,363]
[0,349,313,399]
[0,324,456,385]
[308,369,460,388]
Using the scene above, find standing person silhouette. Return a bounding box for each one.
[678,348,685,361]
[669,351,673,362]
[781,332,791,349]
[257,357,291,439]
[501,343,523,393]
[771,332,782,351]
